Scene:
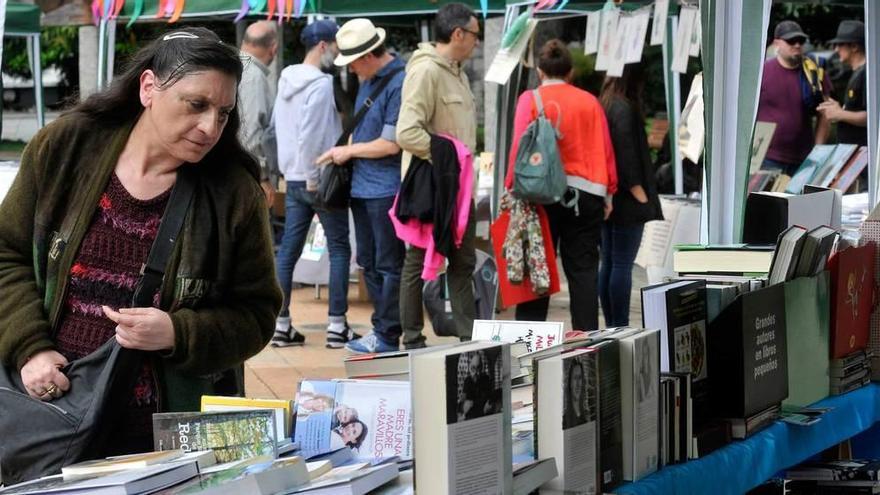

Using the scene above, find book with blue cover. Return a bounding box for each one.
[293,379,411,462]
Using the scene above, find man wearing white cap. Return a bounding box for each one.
[396,3,480,349]
[317,19,407,354]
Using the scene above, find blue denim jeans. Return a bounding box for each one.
[276,181,350,317]
[350,196,404,344]
[598,222,645,327]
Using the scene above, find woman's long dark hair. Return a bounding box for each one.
[66,27,259,179]
[599,64,646,121]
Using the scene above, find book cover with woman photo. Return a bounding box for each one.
[293,379,411,461]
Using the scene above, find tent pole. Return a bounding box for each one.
[867,0,879,207]
[97,18,106,91]
[663,15,682,196]
[491,4,522,219]
[419,19,430,42]
[28,35,44,129]
[105,20,116,87]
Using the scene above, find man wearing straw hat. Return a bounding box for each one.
[396,3,481,349]
[317,19,407,354]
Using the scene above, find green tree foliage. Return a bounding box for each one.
[2,26,79,86]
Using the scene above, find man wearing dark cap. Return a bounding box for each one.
[272,20,360,349]
[756,20,832,175]
[818,20,867,146]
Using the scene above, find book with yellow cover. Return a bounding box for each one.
[201,395,294,440]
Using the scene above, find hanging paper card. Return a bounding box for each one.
[689,9,702,57]
[625,8,651,63]
[649,0,669,46]
[584,11,600,55]
[606,15,629,77]
[595,8,619,71]
[672,6,697,74]
[678,73,705,163]
[486,17,538,85]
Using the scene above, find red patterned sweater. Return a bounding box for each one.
[55,174,170,444]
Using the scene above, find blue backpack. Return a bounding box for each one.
[512,89,568,205]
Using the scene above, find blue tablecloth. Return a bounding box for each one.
[615,384,880,495]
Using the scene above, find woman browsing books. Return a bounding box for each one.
[0,28,281,455]
[505,39,617,331]
[598,64,663,327]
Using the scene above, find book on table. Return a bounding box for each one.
[742,189,837,245]
[708,283,788,420]
[533,348,600,493]
[672,244,774,275]
[641,280,709,423]
[767,225,808,285]
[293,379,411,462]
[471,319,565,354]
[61,451,216,480]
[785,144,837,194]
[584,339,624,492]
[0,461,199,495]
[616,328,661,481]
[153,456,310,495]
[830,145,869,192]
[792,226,839,278]
[410,341,513,495]
[810,144,858,188]
[828,244,875,359]
[783,272,831,408]
[152,410,278,464]
[200,396,294,444]
[723,403,780,440]
[287,462,399,495]
[511,458,557,495]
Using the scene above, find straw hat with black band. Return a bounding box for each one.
[334,19,387,66]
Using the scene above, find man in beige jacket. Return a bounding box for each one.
[396,2,480,348]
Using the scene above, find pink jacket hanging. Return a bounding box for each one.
[389,134,473,280]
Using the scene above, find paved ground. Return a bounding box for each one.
[245,267,647,400]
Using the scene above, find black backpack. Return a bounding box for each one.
[423,249,498,337]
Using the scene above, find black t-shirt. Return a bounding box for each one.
[838,64,867,146]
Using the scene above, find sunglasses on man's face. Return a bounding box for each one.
[784,37,807,46]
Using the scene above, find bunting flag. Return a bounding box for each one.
[534,0,556,11]
[111,0,124,18]
[252,0,268,13]
[169,0,185,22]
[164,0,175,17]
[155,0,168,19]
[234,0,250,23]
[479,0,487,18]
[501,10,530,49]
[294,0,302,17]
[554,0,569,11]
[90,0,102,24]
[267,0,276,20]
[285,0,293,22]
[126,0,144,27]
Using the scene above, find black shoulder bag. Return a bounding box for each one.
[315,67,405,210]
[0,167,197,485]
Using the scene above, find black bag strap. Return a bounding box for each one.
[131,169,195,308]
[335,67,405,147]
[131,166,197,307]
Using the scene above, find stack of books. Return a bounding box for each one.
[786,459,880,495]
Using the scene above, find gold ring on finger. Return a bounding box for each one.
[46,384,58,395]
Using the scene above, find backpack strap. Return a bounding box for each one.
[532,88,563,139]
